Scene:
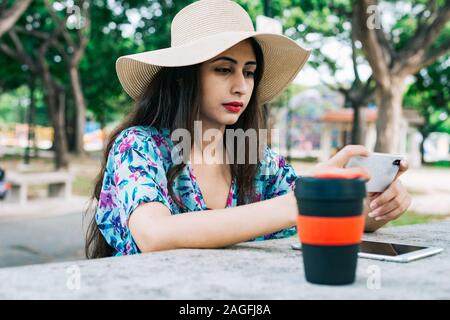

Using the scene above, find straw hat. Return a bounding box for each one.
[116,0,311,105]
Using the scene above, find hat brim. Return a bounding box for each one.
[116,31,311,105]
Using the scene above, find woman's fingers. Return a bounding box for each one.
[394,160,409,180]
[372,206,403,222]
[326,145,369,168]
[368,180,400,211]
[367,180,412,221]
[371,194,412,221]
[369,192,408,219]
[367,192,381,199]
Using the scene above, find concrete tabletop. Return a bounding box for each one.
[1,220,449,299]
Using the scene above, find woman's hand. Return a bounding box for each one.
[312,145,371,178]
[366,160,412,222]
[311,145,412,228]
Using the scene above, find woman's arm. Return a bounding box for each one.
[129,192,299,252]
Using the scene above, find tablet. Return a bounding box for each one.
[291,240,443,263]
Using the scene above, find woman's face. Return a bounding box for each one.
[199,40,257,129]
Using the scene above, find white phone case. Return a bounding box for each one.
[345,152,404,192]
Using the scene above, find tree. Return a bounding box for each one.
[13,1,91,156]
[1,0,193,166]
[404,54,450,163]
[44,0,90,156]
[81,0,193,126]
[0,0,31,38]
[262,0,375,144]
[316,1,376,145]
[0,1,71,169]
[355,0,450,153]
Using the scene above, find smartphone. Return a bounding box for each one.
[345,152,405,192]
[291,240,443,263]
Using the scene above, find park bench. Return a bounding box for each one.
[4,171,73,205]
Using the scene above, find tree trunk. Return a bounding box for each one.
[351,104,366,145]
[99,111,106,130]
[285,91,292,162]
[44,91,69,169]
[24,75,36,164]
[69,65,86,156]
[419,126,435,165]
[374,78,406,153]
[343,90,368,146]
[66,99,74,153]
[40,61,69,169]
[419,133,427,164]
[48,90,69,170]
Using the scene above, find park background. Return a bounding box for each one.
[0,0,449,268]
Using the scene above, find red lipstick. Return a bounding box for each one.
[222,101,243,113]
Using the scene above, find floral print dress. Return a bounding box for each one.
[96,126,298,256]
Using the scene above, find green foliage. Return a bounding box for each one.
[1,0,449,132]
[404,54,450,135]
[0,85,49,126]
[80,0,195,123]
[390,1,450,52]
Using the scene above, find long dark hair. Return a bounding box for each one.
[84,38,265,258]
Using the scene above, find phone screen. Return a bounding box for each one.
[360,240,427,256]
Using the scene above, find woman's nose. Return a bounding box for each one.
[231,73,249,95]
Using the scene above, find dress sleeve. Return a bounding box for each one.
[261,147,298,199]
[254,147,299,241]
[97,127,171,255]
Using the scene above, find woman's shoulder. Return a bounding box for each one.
[112,126,176,172]
[113,125,172,151]
[116,125,170,142]
[259,146,290,174]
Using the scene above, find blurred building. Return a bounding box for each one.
[271,88,430,168]
[319,108,424,168]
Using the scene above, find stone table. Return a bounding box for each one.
[1,221,449,299]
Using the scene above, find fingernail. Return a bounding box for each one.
[375,217,382,221]
[368,212,377,218]
[370,202,377,209]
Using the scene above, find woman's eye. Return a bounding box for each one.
[216,68,255,77]
[216,68,231,74]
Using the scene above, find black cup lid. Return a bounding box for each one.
[294,176,367,200]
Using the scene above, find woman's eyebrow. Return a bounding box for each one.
[210,56,257,66]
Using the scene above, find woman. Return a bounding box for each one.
[85,0,411,258]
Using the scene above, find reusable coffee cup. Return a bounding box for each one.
[294,172,367,285]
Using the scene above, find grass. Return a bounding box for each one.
[423,160,450,168]
[386,210,449,227]
[404,189,428,196]
[0,154,23,161]
[73,175,95,197]
[295,156,318,163]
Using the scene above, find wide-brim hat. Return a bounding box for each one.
[116,0,311,105]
